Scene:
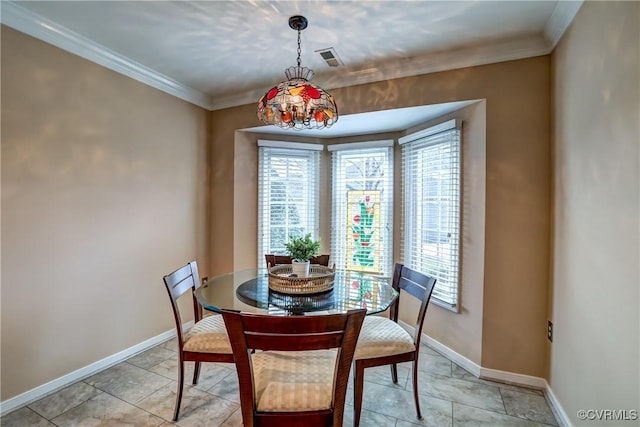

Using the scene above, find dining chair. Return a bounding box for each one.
[222,308,366,427]
[352,263,437,427]
[162,261,234,421]
[265,254,331,268]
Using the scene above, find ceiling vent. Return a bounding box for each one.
[315,47,343,67]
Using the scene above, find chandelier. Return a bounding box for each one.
[257,15,338,130]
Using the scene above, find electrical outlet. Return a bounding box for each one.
[547,321,553,342]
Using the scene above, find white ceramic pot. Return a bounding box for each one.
[291,260,310,277]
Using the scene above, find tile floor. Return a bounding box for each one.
[2,339,559,426]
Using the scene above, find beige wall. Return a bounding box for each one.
[550,2,639,424]
[1,27,210,400]
[211,57,551,376]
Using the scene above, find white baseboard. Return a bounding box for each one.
[0,322,193,417]
[398,321,572,427]
[421,332,483,378]
[479,366,547,389]
[543,380,573,427]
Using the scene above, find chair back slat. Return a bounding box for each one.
[238,312,350,334]
[166,274,196,302]
[398,276,429,301]
[244,331,345,351]
[164,264,195,296]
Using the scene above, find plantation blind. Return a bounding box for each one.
[329,140,393,276]
[399,120,461,310]
[257,140,322,267]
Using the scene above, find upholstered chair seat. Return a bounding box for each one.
[183,314,232,354]
[252,350,337,412]
[354,316,414,360]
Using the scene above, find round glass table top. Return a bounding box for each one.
[194,268,398,315]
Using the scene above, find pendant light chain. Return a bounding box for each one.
[296,28,302,68]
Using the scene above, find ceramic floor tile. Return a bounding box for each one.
[219,408,244,426]
[453,402,551,427]
[28,381,102,419]
[396,417,453,427]
[495,381,545,397]
[451,363,544,396]
[159,338,179,352]
[150,357,235,392]
[85,361,172,404]
[0,407,56,427]
[134,383,184,420]
[136,382,239,423]
[171,393,238,427]
[361,363,411,389]
[360,380,453,426]
[343,403,399,427]
[51,392,164,427]
[417,350,453,377]
[127,346,176,369]
[205,370,240,403]
[148,356,188,380]
[417,371,506,413]
[451,363,481,382]
[191,363,237,392]
[501,389,558,426]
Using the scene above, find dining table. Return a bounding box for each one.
[194,268,398,316]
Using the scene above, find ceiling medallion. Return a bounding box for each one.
[257,15,338,130]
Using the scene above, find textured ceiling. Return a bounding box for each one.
[2,0,581,112]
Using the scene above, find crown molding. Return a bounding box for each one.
[0,1,212,110]
[210,34,550,111]
[544,0,583,48]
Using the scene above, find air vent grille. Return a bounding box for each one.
[315,47,343,68]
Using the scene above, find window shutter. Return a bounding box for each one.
[257,144,321,267]
[330,142,393,276]
[400,121,461,310]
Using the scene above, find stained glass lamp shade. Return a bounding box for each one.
[257,16,338,130]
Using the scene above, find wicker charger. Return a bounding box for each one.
[268,264,335,295]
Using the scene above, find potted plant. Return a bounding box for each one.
[284,233,320,277]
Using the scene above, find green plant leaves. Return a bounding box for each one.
[284,233,320,261]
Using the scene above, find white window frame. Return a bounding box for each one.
[399,120,461,311]
[329,140,394,276]
[257,140,323,267]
